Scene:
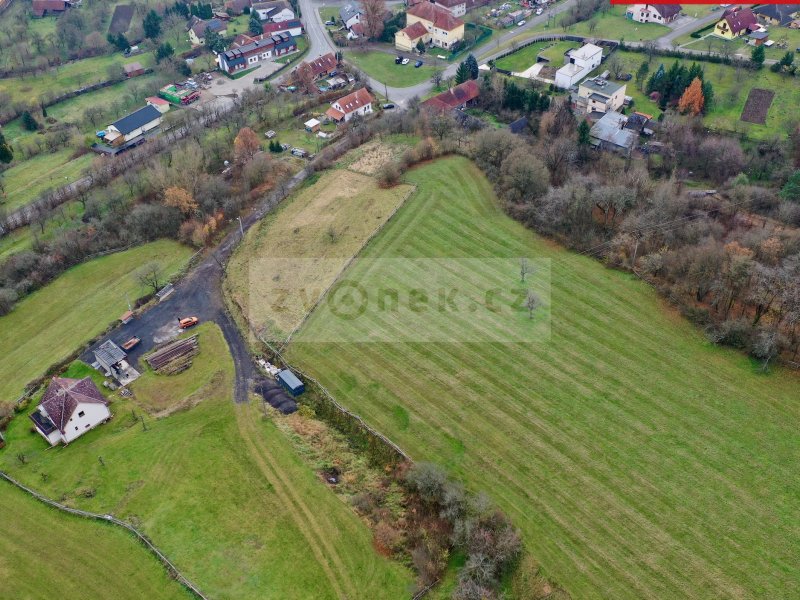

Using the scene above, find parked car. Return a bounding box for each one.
[382,103,396,109]
[121,336,141,351]
[517,19,526,26]
[415,60,423,68]
[179,317,199,329]
[325,19,335,25]
[395,56,403,64]
[401,57,410,65]
[535,7,543,14]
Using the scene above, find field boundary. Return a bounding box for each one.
[0,471,207,600]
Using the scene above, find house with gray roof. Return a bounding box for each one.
[103,105,162,146]
[339,4,362,29]
[589,111,638,157]
[30,377,111,446]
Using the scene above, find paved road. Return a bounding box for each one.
[656,6,725,49]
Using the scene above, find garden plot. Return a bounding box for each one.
[740,88,774,125]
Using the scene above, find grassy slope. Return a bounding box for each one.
[0,240,191,402]
[287,157,800,599]
[0,483,191,600]
[1,148,93,213]
[0,323,413,598]
[345,50,437,87]
[225,164,413,340]
[608,50,800,138]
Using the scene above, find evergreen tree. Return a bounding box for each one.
[200,3,213,19]
[781,170,800,202]
[21,111,39,131]
[0,131,13,164]
[751,44,765,69]
[174,1,189,17]
[700,79,714,110]
[205,27,226,53]
[465,54,479,80]
[577,119,591,146]
[455,61,470,85]
[156,42,175,63]
[143,10,162,40]
[190,3,199,17]
[635,61,649,91]
[538,94,550,111]
[41,105,48,118]
[249,14,263,35]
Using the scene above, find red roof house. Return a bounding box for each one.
[715,6,758,37]
[306,52,339,79]
[31,0,70,17]
[421,79,480,112]
[326,87,375,122]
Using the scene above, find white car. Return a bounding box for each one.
[401,57,410,65]
[535,8,543,15]
[517,19,526,26]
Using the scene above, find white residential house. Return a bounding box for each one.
[325,87,374,122]
[30,377,111,446]
[575,77,626,115]
[339,4,362,29]
[554,43,603,89]
[625,4,681,24]
[432,0,466,18]
[252,0,295,22]
[103,105,163,146]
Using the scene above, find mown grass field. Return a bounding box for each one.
[1,148,93,213]
[225,156,414,340]
[287,156,800,599]
[345,50,437,87]
[495,40,579,72]
[0,482,191,599]
[606,50,800,138]
[0,52,155,103]
[0,323,413,598]
[0,240,191,402]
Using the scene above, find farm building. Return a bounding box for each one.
[123,62,145,78]
[589,111,637,156]
[31,0,71,17]
[252,0,295,22]
[93,339,139,383]
[304,118,321,132]
[217,32,297,74]
[145,96,171,114]
[713,6,758,39]
[103,105,163,146]
[158,84,200,105]
[625,4,681,25]
[421,79,480,112]
[555,43,603,89]
[30,377,111,446]
[326,87,374,122]
[276,369,305,396]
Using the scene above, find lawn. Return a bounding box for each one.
[0,482,191,599]
[0,323,414,599]
[495,40,579,72]
[1,148,93,213]
[523,5,669,43]
[0,240,191,402]
[286,156,800,599]
[225,155,414,340]
[0,52,156,103]
[606,50,800,138]
[345,50,437,87]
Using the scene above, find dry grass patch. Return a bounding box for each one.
[225,168,413,341]
[348,142,401,175]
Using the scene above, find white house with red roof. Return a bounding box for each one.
[326,88,374,122]
[30,377,111,446]
[625,4,681,24]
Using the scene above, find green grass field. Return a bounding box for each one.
[0,240,191,402]
[345,50,436,87]
[0,52,156,103]
[1,148,93,213]
[286,156,800,599]
[606,50,800,138]
[0,482,191,599]
[0,323,413,598]
[495,40,579,72]
[520,5,669,44]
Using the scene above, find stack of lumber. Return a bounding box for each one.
[146,335,199,375]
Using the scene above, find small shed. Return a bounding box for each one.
[276,369,305,396]
[124,62,145,78]
[94,340,127,375]
[146,96,171,114]
[304,118,321,132]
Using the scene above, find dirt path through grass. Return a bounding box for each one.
[234,404,355,599]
